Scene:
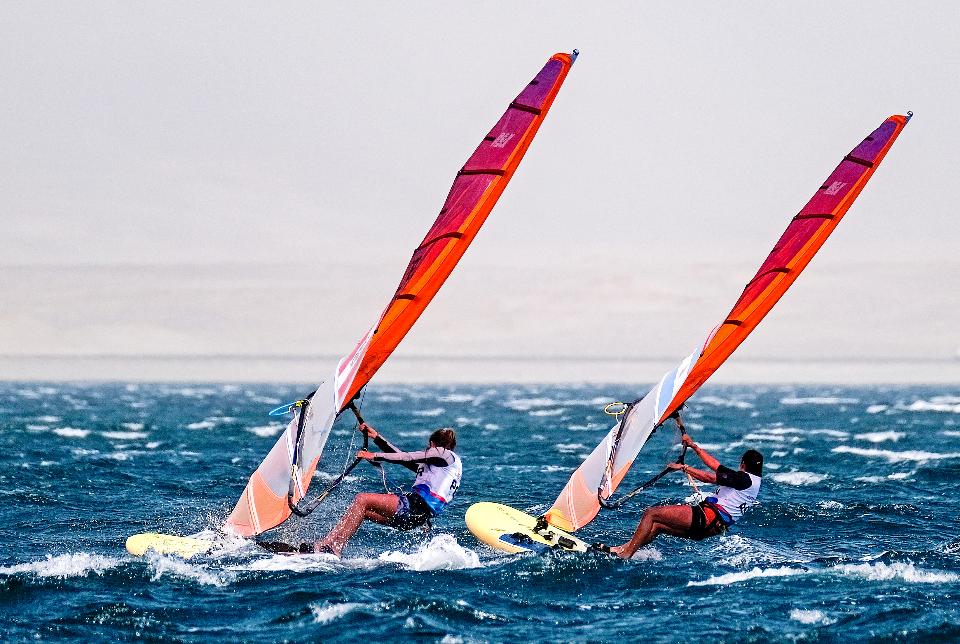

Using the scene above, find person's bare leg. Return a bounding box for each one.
[610,505,693,559]
[316,493,399,556]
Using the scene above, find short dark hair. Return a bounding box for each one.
[741,449,763,476]
[430,428,456,450]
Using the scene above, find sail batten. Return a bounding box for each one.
[224,52,577,537]
[545,114,910,533]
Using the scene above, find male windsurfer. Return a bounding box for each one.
[608,435,762,558]
[310,423,462,556]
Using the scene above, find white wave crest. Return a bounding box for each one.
[529,408,565,417]
[904,400,960,413]
[378,534,481,571]
[688,565,808,586]
[102,431,148,440]
[833,445,960,463]
[413,407,444,417]
[790,609,836,625]
[122,422,145,430]
[698,396,754,409]
[943,431,960,437]
[781,397,858,405]
[772,471,828,486]
[186,420,216,430]
[628,547,663,562]
[439,393,474,403]
[237,554,341,573]
[53,427,90,438]
[247,424,284,438]
[854,431,905,443]
[0,553,120,578]
[311,602,364,624]
[504,397,558,411]
[147,554,230,586]
[808,429,850,438]
[865,405,889,414]
[836,561,958,583]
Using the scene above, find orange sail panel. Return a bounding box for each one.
[225,52,577,537]
[545,114,910,532]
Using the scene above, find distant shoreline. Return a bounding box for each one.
[2,355,957,384]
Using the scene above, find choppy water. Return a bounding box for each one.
[2,382,960,642]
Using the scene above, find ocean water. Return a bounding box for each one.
[2,382,960,642]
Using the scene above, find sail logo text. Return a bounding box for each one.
[490,132,515,148]
[824,181,847,196]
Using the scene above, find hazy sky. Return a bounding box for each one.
[1,2,958,376]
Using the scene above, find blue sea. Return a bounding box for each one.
[2,382,960,642]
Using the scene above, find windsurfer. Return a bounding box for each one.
[608,435,762,558]
[312,423,462,556]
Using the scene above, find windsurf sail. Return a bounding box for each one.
[225,51,578,537]
[545,113,911,532]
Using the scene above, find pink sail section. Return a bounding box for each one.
[225,52,577,537]
[545,114,911,532]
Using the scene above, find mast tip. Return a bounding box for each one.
[571,49,579,62]
[905,110,913,122]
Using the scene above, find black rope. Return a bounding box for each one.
[599,410,687,510]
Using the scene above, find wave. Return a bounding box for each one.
[772,471,828,486]
[780,397,858,405]
[833,445,960,463]
[698,395,754,409]
[0,553,120,578]
[790,609,836,625]
[865,404,889,414]
[102,431,149,440]
[413,407,444,417]
[903,400,960,413]
[147,552,231,586]
[836,561,958,583]
[943,431,960,438]
[504,397,559,411]
[53,427,90,438]
[808,429,850,438]
[529,408,565,417]
[854,431,905,443]
[311,602,365,624]
[186,420,216,430]
[688,561,957,588]
[378,534,481,571]
[688,565,808,586]
[247,424,284,437]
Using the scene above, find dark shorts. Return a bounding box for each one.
[687,502,729,541]
[387,492,433,531]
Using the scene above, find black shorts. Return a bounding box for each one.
[387,492,433,531]
[688,502,728,541]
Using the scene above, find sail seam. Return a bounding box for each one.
[509,101,542,115]
[416,231,464,251]
[843,154,874,168]
[458,169,507,177]
[793,213,836,221]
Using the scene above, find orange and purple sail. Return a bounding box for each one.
[545,113,911,533]
[225,51,577,537]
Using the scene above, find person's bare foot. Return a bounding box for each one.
[609,545,631,559]
[313,541,341,557]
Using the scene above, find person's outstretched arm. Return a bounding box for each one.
[668,462,717,484]
[683,434,721,472]
[356,446,453,473]
[356,423,418,472]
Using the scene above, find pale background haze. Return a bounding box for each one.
[1,2,957,382]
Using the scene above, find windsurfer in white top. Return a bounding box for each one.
[312,424,462,556]
[609,436,762,559]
